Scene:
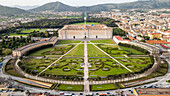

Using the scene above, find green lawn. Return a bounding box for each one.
[88,58,130,77]
[58,84,83,91]
[99,44,118,48]
[116,57,152,72]
[66,44,84,57]
[87,44,107,57]
[20,29,46,33]
[90,39,115,44]
[72,22,100,25]
[120,46,145,55]
[20,58,56,73]
[67,16,82,18]
[91,84,117,91]
[43,58,84,76]
[118,60,169,89]
[89,67,130,77]
[28,45,74,56]
[28,47,55,56]
[57,40,81,45]
[9,33,28,36]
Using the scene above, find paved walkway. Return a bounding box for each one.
[84,41,90,93]
[89,41,132,72]
[151,59,170,86]
[38,41,82,76]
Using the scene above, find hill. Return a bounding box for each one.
[0,5,29,16]
[30,0,170,12]
[30,1,77,12]
[11,5,39,10]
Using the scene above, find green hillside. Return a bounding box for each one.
[30,0,170,12]
[0,5,29,16]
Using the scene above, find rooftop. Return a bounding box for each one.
[134,88,170,95]
[61,24,112,30]
[114,35,123,40]
[146,40,170,44]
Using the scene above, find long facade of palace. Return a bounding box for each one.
[58,24,113,39]
[12,36,58,57]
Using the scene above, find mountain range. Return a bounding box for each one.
[0,5,29,16]
[11,5,40,10]
[0,0,169,16]
[31,0,170,12]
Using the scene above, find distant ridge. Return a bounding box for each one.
[11,5,40,10]
[0,0,169,16]
[0,5,29,15]
[30,0,170,12]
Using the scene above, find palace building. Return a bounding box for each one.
[58,24,113,39]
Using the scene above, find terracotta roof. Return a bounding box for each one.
[124,39,131,41]
[146,40,170,44]
[115,35,123,40]
[128,36,137,40]
[149,33,162,35]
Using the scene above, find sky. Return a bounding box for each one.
[0,0,138,6]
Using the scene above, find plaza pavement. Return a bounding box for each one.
[84,41,90,93]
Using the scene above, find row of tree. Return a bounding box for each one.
[112,27,127,36]
[118,43,149,54]
[0,37,34,55]
[19,17,118,28]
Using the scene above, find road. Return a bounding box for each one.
[151,59,170,87]
[83,41,90,93]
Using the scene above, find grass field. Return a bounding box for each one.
[117,60,169,89]
[97,44,145,56]
[90,84,117,91]
[87,44,107,57]
[57,40,81,45]
[67,16,82,18]
[28,47,55,56]
[72,22,100,25]
[20,58,56,73]
[43,58,84,76]
[66,44,84,57]
[88,58,130,77]
[28,45,74,56]
[90,39,115,44]
[9,33,28,36]
[58,84,83,91]
[117,57,151,72]
[20,29,46,33]
[120,46,145,55]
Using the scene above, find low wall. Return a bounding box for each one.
[14,55,160,85]
[12,39,161,85]
[12,37,58,57]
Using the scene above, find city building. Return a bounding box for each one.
[58,24,113,39]
[146,40,170,45]
[148,33,163,40]
[133,88,170,96]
